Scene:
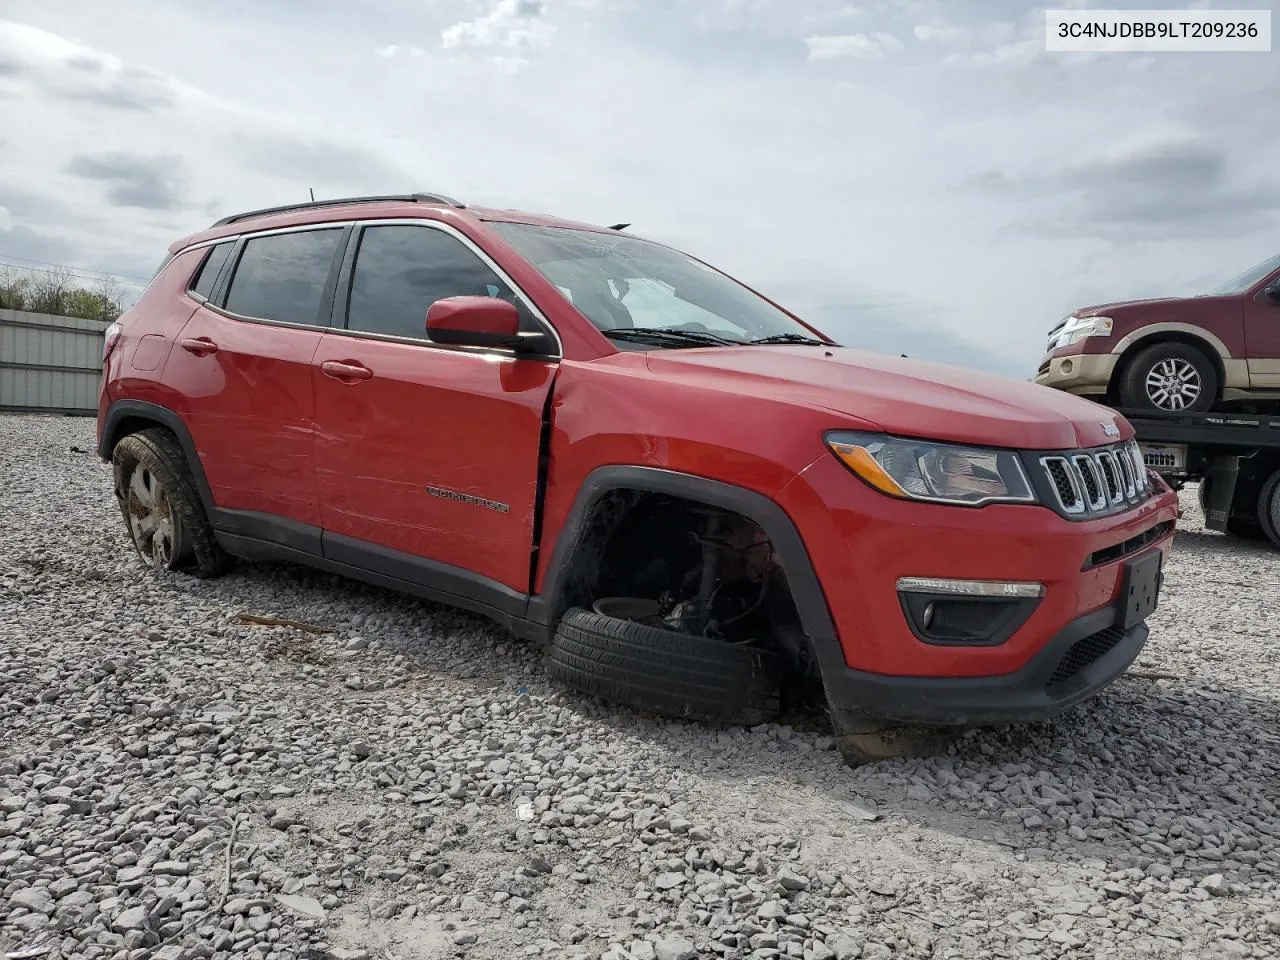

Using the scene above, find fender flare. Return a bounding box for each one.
[98,399,216,513]
[528,465,841,667]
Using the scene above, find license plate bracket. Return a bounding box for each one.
[1119,549,1163,630]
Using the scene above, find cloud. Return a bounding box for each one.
[969,141,1280,242]
[0,22,176,110]
[913,22,973,43]
[441,0,554,50]
[805,32,903,60]
[375,43,427,59]
[228,132,411,191]
[65,152,187,210]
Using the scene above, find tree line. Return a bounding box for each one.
[0,265,128,323]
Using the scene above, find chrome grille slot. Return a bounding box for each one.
[1038,441,1154,519]
[1072,455,1106,510]
[1042,456,1084,515]
[1115,449,1136,498]
[1097,452,1122,504]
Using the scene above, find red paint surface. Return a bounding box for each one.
[104,198,1182,681]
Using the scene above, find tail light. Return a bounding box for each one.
[102,322,123,365]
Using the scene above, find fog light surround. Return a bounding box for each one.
[896,577,1045,599]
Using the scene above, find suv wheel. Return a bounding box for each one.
[112,429,234,578]
[547,607,782,726]
[1118,342,1218,413]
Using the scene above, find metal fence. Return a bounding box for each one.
[0,309,109,415]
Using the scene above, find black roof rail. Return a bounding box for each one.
[210,193,466,228]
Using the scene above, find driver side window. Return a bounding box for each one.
[345,224,540,340]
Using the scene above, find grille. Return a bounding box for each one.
[1039,441,1150,518]
[1045,625,1126,695]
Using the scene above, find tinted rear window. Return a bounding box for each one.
[190,242,234,300]
[224,229,343,325]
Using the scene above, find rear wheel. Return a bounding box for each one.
[112,429,234,578]
[1118,342,1218,413]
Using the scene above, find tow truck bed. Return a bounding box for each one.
[1113,408,1280,544]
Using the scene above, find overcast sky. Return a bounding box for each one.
[1,0,1277,377]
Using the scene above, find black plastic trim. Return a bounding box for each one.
[1083,519,1175,569]
[528,465,845,679]
[821,603,1148,728]
[897,592,1040,646]
[214,532,525,634]
[98,400,217,512]
[211,509,322,556]
[321,531,528,622]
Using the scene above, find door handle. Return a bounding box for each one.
[320,360,373,382]
[180,337,219,357]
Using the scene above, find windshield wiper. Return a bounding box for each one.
[602,328,741,348]
[746,332,828,345]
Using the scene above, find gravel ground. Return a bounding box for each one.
[1,413,1278,960]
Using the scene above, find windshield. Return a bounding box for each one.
[1203,251,1280,297]
[489,222,833,347]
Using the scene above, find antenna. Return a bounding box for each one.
[609,223,630,231]
[308,187,316,202]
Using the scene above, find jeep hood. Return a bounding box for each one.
[645,346,1130,450]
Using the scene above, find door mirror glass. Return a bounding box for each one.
[1265,280,1280,303]
[426,296,524,348]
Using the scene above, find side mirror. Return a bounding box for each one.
[1265,281,1280,303]
[426,296,523,349]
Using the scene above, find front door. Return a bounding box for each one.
[1244,268,1280,387]
[311,221,557,595]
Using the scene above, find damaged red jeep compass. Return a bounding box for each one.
[97,193,1178,764]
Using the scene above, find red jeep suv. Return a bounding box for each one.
[98,193,1178,764]
[1036,250,1280,413]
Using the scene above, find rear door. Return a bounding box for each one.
[311,220,558,595]
[1243,266,1280,387]
[169,226,348,535]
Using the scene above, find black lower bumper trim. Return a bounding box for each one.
[820,604,1147,729]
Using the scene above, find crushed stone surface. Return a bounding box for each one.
[1,413,1278,960]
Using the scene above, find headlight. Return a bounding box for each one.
[825,431,1037,506]
[1052,315,1113,349]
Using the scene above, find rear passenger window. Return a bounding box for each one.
[345,224,538,341]
[189,242,233,301]
[224,229,342,325]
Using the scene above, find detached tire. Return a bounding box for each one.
[547,608,781,725]
[112,428,234,579]
[1118,342,1218,413]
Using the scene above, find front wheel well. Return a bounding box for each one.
[1107,333,1225,404]
[549,488,816,676]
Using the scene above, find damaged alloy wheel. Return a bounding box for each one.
[547,607,782,725]
[111,428,234,579]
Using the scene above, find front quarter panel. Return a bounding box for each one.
[533,355,871,593]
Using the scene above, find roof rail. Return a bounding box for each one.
[210,192,466,228]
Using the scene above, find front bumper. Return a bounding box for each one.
[818,602,1146,728]
[1034,352,1117,395]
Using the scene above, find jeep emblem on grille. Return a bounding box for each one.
[1100,421,1120,438]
